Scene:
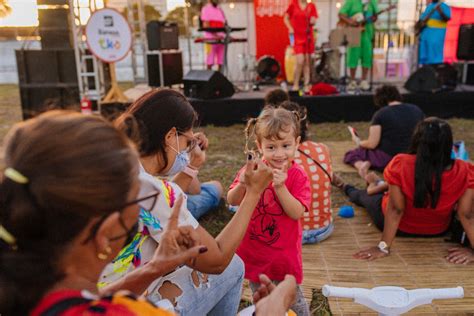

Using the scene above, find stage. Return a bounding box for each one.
[182,84,474,126]
[121,83,474,126]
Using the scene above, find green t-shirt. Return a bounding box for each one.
[339,0,378,37]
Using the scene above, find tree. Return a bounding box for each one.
[0,0,12,19]
[122,4,161,31]
[165,5,200,35]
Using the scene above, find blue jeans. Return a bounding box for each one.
[302,222,334,244]
[174,254,245,316]
[187,183,221,219]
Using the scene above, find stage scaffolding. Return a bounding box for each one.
[126,0,148,84]
[69,0,107,112]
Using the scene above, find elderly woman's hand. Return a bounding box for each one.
[446,247,474,265]
[244,158,273,195]
[151,196,207,274]
[254,274,297,316]
[353,246,389,261]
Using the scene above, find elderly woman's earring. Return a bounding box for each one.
[97,246,112,261]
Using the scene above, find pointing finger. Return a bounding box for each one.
[168,195,184,229]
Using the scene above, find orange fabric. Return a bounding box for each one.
[31,290,174,316]
[294,141,333,230]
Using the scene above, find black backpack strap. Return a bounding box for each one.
[297,148,332,183]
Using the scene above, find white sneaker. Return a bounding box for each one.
[360,80,370,91]
[347,80,357,92]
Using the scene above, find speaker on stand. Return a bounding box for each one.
[147,50,183,87]
[146,20,183,87]
[37,0,72,49]
[146,21,179,50]
[457,24,474,85]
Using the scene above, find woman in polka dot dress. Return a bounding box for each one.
[280,101,334,244]
[227,107,311,316]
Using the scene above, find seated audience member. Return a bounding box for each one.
[172,131,224,219]
[336,118,474,262]
[102,89,274,316]
[279,101,334,244]
[0,110,292,316]
[0,111,204,316]
[344,85,425,178]
[264,88,290,107]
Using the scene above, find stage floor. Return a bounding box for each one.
[124,82,474,125]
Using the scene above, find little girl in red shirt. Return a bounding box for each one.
[227,107,311,316]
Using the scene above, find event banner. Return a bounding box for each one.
[444,6,474,64]
[254,0,291,78]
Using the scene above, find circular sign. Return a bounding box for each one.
[85,8,132,63]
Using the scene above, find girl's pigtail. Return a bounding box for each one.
[291,109,307,122]
[244,117,258,157]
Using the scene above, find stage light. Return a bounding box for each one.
[336,2,341,9]
[229,2,235,9]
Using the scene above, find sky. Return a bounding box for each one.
[0,0,39,26]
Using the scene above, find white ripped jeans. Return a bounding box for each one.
[147,254,245,316]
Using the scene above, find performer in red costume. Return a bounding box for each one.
[284,0,318,92]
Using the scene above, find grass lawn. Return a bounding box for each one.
[196,119,474,236]
[1,84,473,314]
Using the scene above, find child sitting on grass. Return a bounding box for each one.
[227,107,311,316]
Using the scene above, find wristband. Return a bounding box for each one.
[378,241,390,254]
[182,166,199,179]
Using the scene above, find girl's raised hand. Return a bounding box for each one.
[244,158,273,195]
[272,162,288,188]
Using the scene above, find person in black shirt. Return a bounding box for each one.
[344,85,425,179]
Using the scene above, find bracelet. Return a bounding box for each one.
[182,166,199,179]
[377,241,390,254]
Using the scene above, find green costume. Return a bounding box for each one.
[339,0,378,68]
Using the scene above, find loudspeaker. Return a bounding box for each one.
[147,50,183,87]
[37,8,72,49]
[19,87,80,119]
[16,49,77,84]
[147,21,179,51]
[183,70,234,99]
[404,64,457,93]
[457,24,474,61]
[465,64,474,85]
[16,49,79,119]
[37,8,69,28]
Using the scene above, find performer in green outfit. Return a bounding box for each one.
[338,0,378,91]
